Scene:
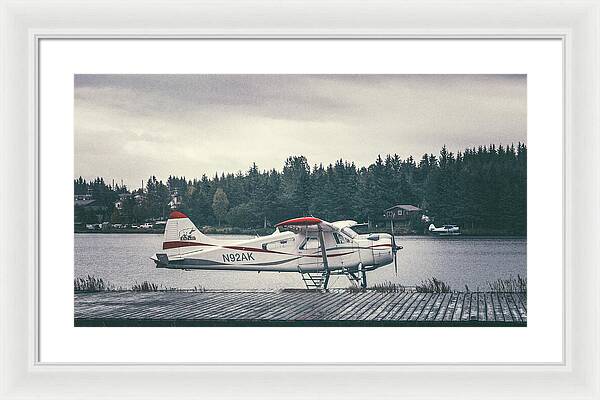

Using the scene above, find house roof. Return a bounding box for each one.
[384,204,422,212]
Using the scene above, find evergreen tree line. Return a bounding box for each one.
[74,143,527,235]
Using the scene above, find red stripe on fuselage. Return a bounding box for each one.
[162,241,214,250]
[164,241,391,253]
[162,241,290,254]
[223,245,289,254]
[304,251,354,258]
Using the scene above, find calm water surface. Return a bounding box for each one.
[74,234,526,290]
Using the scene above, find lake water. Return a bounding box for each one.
[74,234,526,291]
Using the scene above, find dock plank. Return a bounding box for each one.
[361,291,406,321]
[411,293,436,321]
[433,293,452,322]
[393,293,425,320]
[452,293,466,322]
[280,292,339,320]
[510,292,527,321]
[498,293,514,323]
[424,293,443,321]
[259,292,315,320]
[287,292,345,320]
[490,293,504,322]
[469,293,480,321]
[328,292,370,320]
[373,292,411,320]
[505,293,522,323]
[484,293,495,322]
[519,292,528,311]
[442,293,458,322]
[356,293,390,320]
[74,290,527,326]
[461,293,473,321]
[477,292,486,322]
[339,291,382,320]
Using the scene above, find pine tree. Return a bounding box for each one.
[75,142,527,235]
[212,188,229,227]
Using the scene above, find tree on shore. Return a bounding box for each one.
[212,188,229,227]
[74,142,527,235]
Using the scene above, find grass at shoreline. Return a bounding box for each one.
[74,275,206,293]
[75,275,526,294]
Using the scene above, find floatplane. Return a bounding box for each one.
[151,211,402,289]
[428,224,461,236]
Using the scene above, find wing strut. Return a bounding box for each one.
[317,225,330,290]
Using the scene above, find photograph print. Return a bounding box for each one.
[74,74,527,327]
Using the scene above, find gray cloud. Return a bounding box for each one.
[75,74,526,189]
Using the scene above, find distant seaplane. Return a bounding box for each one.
[151,211,402,289]
[428,224,461,236]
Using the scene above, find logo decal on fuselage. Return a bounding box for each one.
[223,253,255,263]
[179,228,196,241]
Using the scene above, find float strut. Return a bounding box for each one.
[359,263,367,289]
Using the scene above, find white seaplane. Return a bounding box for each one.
[428,223,461,236]
[151,211,402,289]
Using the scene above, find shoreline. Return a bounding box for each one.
[74,229,527,238]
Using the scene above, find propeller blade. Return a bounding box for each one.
[391,235,398,275]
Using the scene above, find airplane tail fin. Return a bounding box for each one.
[163,211,215,249]
[428,224,436,231]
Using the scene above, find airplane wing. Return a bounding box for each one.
[275,217,335,232]
[275,217,362,236]
[329,220,359,231]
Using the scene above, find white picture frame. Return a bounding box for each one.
[1,1,598,398]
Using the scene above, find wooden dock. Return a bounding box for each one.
[74,290,527,327]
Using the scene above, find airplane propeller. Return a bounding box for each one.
[391,235,403,275]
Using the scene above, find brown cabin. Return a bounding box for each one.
[383,204,422,221]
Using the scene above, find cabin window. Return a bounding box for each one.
[262,238,294,251]
[300,237,320,250]
[333,233,342,244]
[333,232,350,244]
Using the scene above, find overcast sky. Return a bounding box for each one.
[75,74,526,189]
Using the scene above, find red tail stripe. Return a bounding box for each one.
[169,211,189,219]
